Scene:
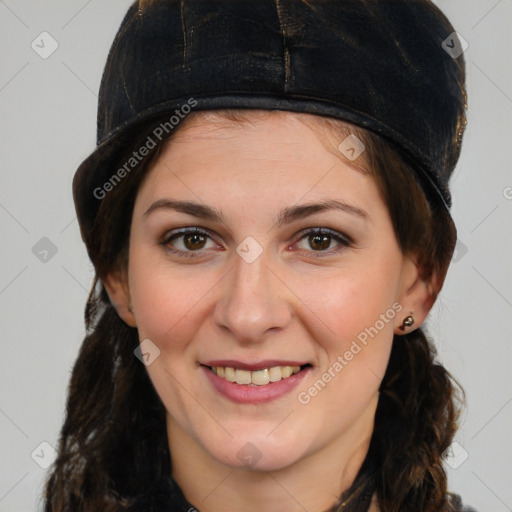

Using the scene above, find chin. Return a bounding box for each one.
[202,431,308,472]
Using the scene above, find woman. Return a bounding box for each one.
[44,1,474,510]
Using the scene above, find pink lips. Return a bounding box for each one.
[201,360,312,404]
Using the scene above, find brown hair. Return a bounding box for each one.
[44,110,463,512]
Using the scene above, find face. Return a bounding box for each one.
[111,112,423,473]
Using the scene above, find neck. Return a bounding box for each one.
[167,395,378,512]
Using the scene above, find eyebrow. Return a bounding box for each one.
[143,198,367,225]
[143,199,224,223]
[276,199,367,225]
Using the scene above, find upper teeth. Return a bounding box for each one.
[211,366,301,385]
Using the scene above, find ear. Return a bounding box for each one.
[103,271,137,328]
[394,255,437,335]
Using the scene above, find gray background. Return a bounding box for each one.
[0,1,511,511]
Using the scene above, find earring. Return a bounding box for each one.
[400,312,414,331]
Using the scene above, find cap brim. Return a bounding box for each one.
[73,93,450,243]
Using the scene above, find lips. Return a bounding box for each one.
[201,360,312,403]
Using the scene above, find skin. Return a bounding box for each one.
[105,111,434,512]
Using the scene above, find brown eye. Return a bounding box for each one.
[163,228,217,256]
[295,228,352,256]
[183,232,207,250]
[308,233,332,251]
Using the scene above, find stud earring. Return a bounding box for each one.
[400,312,414,331]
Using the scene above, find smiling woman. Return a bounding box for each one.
[44,1,474,511]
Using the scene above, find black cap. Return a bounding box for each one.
[73,0,467,243]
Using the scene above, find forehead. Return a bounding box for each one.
[164,110,368,165]
[134,111,382,219]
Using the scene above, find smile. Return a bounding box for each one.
[201,361,312,404]
[210,365,303,386]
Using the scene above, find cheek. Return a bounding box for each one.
[130,276,187,346]
[291,279,397,431]
[297,266,399,346]
[291,260,401,403]
[127,248,217,351]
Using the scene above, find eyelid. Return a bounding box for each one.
[161,226,213,243]
[294,227,353,246]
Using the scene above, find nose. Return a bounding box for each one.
[213,249,292,345]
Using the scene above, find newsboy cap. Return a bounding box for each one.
[73,0,467,242]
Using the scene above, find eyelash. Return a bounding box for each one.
[160,227,353,259]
